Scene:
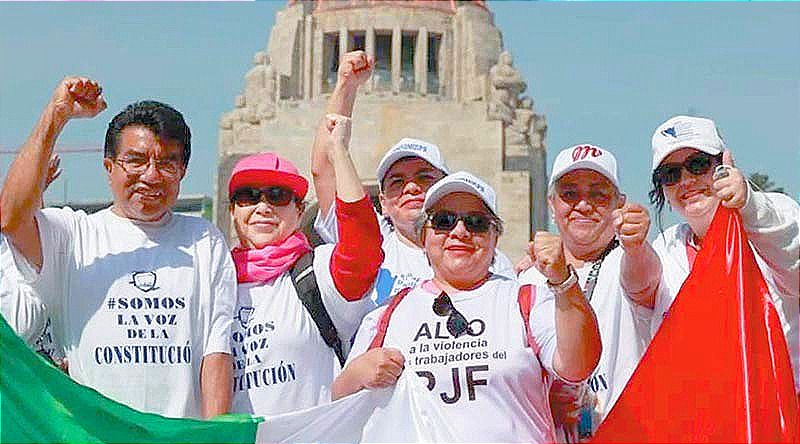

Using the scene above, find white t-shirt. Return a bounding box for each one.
[348,276,562,443]
[1,233,47,344]
[231,244,376,416]
[314,206,516,305]
[518,248,652,429]
[651,192,800,393]
[12,207,237,418]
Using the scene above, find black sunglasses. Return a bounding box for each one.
[427,211,496,234]
[231,186,296,207]
[432,292,476,338]
[653,152,722,187]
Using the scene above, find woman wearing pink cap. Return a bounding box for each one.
[331,171,602,443]
[227,115,383,415]
[647,115,799,397]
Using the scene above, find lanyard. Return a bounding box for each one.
[582,239,619,302]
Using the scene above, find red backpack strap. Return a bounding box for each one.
[368,287,413,350]
[517,284,541,354]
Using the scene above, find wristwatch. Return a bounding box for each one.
[547,265,578,295]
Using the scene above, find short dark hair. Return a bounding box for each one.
[104,101,191,167]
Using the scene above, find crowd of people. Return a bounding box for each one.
[1,51,798,442]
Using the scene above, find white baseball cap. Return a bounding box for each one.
[376,138,449,188]
[423,171,497,215]
[651,115,725,170]
[549,144,620,190]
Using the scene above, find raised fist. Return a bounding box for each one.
[337,51,374,90]
[612,202,650,251]
[530,231,568,285]
[50,77,107,122]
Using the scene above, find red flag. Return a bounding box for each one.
[592,207,799,443]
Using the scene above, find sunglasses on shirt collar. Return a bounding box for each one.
[653,152,722,187]
[432,292,476,338]
[231,186,297,207]
[426,210,497,234]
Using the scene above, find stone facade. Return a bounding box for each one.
[218,0,547,261]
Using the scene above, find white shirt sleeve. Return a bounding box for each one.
[202,229,237,357]
[345,306,386,366]
[312,244,378,348]
[739,191,800,300]
[527,285,561,379]
[1,240,47,344]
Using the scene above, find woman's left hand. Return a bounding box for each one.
[712,150,748,209]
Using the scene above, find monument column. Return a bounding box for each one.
[416,26,428,95]
[365,25,375,93]
[391,25,401,94]
[339,26,348,56]
[303,14,313,100]
[312,28,323,98]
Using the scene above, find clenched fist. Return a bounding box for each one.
[530,231,569,285]
[612,202,650,250]
[337,51,374,91]
[348,347,405,390]
[712,150,748,209]
[49,77,106,122]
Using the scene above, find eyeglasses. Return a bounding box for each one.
[114,155,183,178]
[554,186,615,207]
[427,211,496,234]
[653,152,721,187]
[432,292,476,338]
[231,186,296,207]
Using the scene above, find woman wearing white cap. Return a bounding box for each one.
[330,171,602,443]
[518,144,659,440]
[648,115,799,396]
[227,115,383,415]
[311,51,514,306]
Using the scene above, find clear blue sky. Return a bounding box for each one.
[1,1,798,230]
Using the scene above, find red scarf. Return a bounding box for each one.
[231,232,312,284]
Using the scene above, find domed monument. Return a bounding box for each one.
[218,0,547,260]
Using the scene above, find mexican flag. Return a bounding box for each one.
[0,310,457,443]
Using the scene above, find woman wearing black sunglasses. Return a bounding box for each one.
[226,114,384,416]
[648,115,799,397]
[332,171,601,442]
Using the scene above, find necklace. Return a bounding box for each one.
[583,239,619,302]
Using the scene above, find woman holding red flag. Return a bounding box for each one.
[647,115,799,397]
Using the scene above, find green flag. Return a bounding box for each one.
[0,316,261,443]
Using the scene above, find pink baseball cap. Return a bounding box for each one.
[228,152,309,200]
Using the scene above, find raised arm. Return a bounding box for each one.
[614,202,660,308]
[531,232,601,382]
[310,51,374,216]
[713,150,799,298]
[325,114,384,300]
[0,77,106,269]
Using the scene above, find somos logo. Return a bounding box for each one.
[571,144,603,162]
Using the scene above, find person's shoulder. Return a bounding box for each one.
[517,266,547,286]
[653,223,687,249]
[172,213,226,238]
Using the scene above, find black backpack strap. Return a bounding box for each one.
[289,250,346,367]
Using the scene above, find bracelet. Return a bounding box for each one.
[547,265,578,295]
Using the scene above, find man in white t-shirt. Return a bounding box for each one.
[518,145,658,440]
[0,77,236,419]
[311,51,514,305]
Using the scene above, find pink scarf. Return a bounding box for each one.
[231,232,312,284]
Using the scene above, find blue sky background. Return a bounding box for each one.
[1,1,798,231]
